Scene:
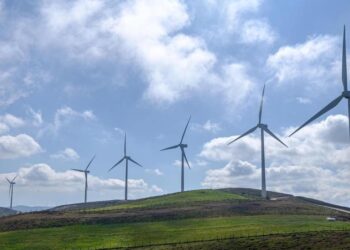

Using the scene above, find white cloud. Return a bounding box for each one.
[0,29,51,107]
[0,114,25,134]
[0,0,266,108]
[191,120,221,133]
[52,106,95,132]
[218,0,276,45]
[0,0,260,108]
[51,148,80,161]
[0,164,163,206]
[106,0,217,104]
[296,97,311,104]
[267,35,339,86]
[27,108,43,127]
[146,168,164,176]
[154,168,163,176]
[240,19,276,45]
[53,0,255,107]
[0,134,42,159]
[173,159,206,169]
[224,0,261,30]
[202,160,259,189]
[200,114,350,206]
[40,106,96,136]
[0,114,25,128]
[211,63,256,107]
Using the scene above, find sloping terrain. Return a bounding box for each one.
[0,188,349,249]
[0,207,17,217]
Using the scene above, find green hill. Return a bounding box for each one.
[0,188,349,250]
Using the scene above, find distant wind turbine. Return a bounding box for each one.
[289,26,350,137]
[109,133,142,201]
[161,116,191,192]
[6,176,17,209]
[227,85,287,199]
[72,155,96,203]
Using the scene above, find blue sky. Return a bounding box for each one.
[1,0,350,207]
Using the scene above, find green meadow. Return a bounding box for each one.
[1,215,349,250]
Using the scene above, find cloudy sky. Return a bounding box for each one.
[1,0,350,207]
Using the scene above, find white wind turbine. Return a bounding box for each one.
[227,85,287,198]
[72,155,96,203]
[161,116,191,192]
[290,26,350,137]
[109,133,142,201]
[6,176,17,209]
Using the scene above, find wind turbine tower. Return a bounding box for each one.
[6,176,17,209]
[228,85,287,198]
[72,155,96,203]
[161,116,191,192]
[109,133,142,201]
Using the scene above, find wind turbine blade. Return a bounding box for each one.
[12,175,17,182]
[9,185,11,197]
[259,84,266,123]
[182,148,191,169]
[5,178,11,184]
[263,127,288,147]
[160,144,179,151]
[124,133,127,157]
[180,116,191,144]
[289,95,343,136]
[85,155,96,170]
[129,157,143,167]
[227,126,258,145]
[72,169,85,173]
[343,25,348,91]
[109,157,125,172]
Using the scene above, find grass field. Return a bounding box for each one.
[1,188,350,249]
[138,231,350,250]
[89,189,247,212]
[1,215,349,250]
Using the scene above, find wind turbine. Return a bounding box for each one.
[6,176,17,209]
[227,85,287,199]
[72,155,96,203]
[161,116,191,192]
[289,26,350,137]
[109,133,142,201]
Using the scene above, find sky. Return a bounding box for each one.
[0,0,350,207]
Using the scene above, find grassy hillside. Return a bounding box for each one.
[1,215,350,250]
[0,188,349,249]
[90,189,247,211]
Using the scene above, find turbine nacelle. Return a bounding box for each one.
[342,91,350,99]
[258,124,268,129]
[180,144,188,148]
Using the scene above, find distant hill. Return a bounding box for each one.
[13,205,51,213]
[0,207,17,217]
